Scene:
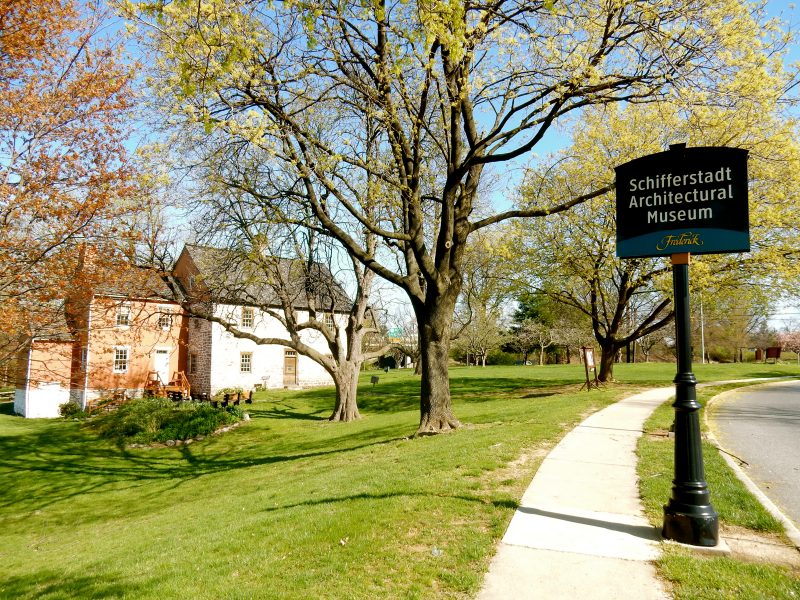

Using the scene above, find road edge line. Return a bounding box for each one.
[704,381,800,549]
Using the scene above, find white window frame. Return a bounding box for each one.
[240,352,252,373]
[324,313,335,328]
[113,346,130,374]
[157,305,174,330]
[116,303,131,328]
[241,306,254,328]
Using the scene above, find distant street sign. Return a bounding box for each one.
[615,145,749,258]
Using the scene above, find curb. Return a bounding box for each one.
[704,380,800,550]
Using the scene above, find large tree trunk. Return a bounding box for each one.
[328,361,361,422]
[416,299,461,435]
[598,343,618,382]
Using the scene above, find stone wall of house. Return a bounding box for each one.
[186,315,213,395]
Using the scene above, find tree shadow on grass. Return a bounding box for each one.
[255,371,587,415]
[249,400,329,421]
[257,382,422,416]
[0,417,413,520]
[353,381,421,413]
[0,369,590,527]
[1,569,153,600]
[520,391,557,399]
[255,489,520,515]
[449,378,582,404]
[355,375,585,413]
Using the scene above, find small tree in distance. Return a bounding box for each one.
[779,328,800,364]
[452,308,507,367]
[516,321,553,366]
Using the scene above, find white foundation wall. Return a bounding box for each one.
[14,383,70,418]
[13,389,25,416]
[207,305,337,393]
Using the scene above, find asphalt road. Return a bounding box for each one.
[709,380,800,527]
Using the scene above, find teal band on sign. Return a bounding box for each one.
[616,228,750,258]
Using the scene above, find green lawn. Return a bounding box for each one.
[2,362,800,598]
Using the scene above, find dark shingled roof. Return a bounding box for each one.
[179,245,352,313]
[92,266,181,303]
[28,302,74,341]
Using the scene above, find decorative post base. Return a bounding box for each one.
[663,507,719,547]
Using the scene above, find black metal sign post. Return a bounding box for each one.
[615,144,749,547]
[662,252,718,546]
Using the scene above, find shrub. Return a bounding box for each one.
[213,387,243,400]
[707,346,734,363]
[88,397,243,446]
[487,350,518,366]
[224,405,245,420]
[59,402,86,419]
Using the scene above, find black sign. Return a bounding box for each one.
[615,145,749,258]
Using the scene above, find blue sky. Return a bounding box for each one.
[103,0,800,325]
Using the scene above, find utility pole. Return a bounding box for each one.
[700,293,706,365]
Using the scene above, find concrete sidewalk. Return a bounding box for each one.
[477,386,675,600]
[478,378,797,599]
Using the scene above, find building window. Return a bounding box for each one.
[324,313,335,328]
[116,303,131,327]
[240,352,252,373]
[157,306,173,329]
[241,307,254,328]
[188,353,198,374]
[113,347,129,373]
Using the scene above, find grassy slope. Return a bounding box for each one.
[1,362,799,599]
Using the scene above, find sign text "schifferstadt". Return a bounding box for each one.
[615,145,749,259]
